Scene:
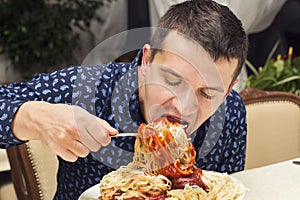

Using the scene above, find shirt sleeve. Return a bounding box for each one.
[0,67,78,148]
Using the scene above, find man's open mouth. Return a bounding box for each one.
[162,115,189,127]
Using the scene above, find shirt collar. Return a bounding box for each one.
[128,49,146,126]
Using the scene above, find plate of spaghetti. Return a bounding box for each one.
[79,118,245,200]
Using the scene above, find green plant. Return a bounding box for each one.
[245,41,300,95]
[0,0,113,80]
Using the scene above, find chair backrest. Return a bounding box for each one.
[240,88,300,169]
[6,140,59,200]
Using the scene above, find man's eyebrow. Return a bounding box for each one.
[159,67,183,78]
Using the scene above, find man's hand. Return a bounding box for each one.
[12,101,118,162]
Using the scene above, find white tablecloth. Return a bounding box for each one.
[232,158,300,200]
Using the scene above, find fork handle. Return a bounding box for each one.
[111,133,137,137]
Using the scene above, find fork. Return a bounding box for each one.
[111,133,138,137]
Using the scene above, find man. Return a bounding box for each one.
[0,0,247,199]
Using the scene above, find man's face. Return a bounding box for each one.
[139,35,238,135]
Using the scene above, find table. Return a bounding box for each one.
[231,158,300,200]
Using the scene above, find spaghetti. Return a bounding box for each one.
[99,118,245,200]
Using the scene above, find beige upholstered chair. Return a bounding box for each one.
[240,88,300,169]
[6,140,59,200]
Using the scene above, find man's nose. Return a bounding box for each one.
[172,88,198,115]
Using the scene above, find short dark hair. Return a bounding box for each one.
[150,0,248,83]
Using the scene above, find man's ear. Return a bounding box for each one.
[142,44,151,65]
[223,79,238,100]
[141,44,151,76]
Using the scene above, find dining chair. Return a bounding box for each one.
[240,88,300,169]
[6,140,59,200]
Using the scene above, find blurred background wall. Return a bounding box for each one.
[1,0,299,89]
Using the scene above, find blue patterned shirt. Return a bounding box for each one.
[0,50,247,199]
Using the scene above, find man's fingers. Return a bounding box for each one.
[78,130,102,152]
[43,133,91,161]
[68,140,90,158]
[81,118,115,148]
[53,145,79,162]
[55,140,91,162]
[101,119,118,136]
[87,128,111,147]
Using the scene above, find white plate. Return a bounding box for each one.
[78,174,245,200]
[78,184,100,200]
